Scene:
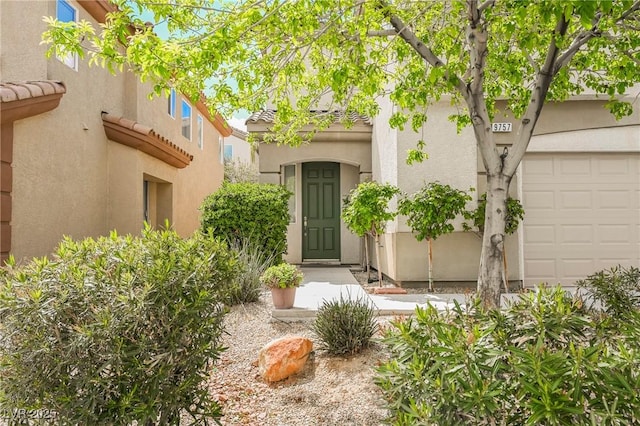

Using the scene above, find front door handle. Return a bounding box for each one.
[303,216,308,228]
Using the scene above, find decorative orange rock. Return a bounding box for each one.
[258,336,313,382]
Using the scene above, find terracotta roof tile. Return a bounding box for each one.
[101,113,193,168]
[0,81,66,103]
[231,126,248,140]
[246,109,372,126]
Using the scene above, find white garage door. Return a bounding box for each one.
[522,153,640,286]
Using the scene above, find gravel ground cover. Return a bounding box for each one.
[204,295,391,426]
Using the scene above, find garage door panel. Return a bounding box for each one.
[598,224,631,243]
[560,225,593,244]
[523,153,640,287]
[598,158,630,175]
[560,191,592,209]
[561,259,597,281]
[597,190,631,209]
[524,191,555,209]
[524,157,554,176]
[524,259,556,282]
[560,157,591,175]
[523,225,555,244]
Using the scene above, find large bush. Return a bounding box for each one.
[376,287,640,425]
[0,228,237,425]
[200,182,291,264]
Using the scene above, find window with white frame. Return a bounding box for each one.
[168,88,176,118]
[56,0,78,70]
[219,137,224,163]
[197,115,204,149]
[181,100,192,140]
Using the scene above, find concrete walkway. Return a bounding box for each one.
[272,266,509,321]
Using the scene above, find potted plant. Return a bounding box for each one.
[260,262,304,309]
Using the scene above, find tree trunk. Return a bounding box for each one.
[427,238,434,292]
[374,233,383,287]
[477,173,511,309]
[503,248,509,293]
[364,235,370,277]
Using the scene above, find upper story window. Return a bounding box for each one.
[223,144,233,161]
[168,88,176,118]
[181,100,192,140]
[197,115,204,149]
[56,0,78,70]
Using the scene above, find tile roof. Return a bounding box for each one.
[231,127,248,140]
[246,109,372,126]
[1,81,67,124]
[0,81,66,103]
[102,113,193,168]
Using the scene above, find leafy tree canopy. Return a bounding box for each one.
[44,0,640,147]
[342,181,400,237]
[399,182,473,242]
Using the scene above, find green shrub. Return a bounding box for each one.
[376,287,640,425]
[225,237,276,304]
[200,182,291,264]
[260,262,304,289]
[312,292,378,355]
[576,265,640,318]
[0,228,237,425]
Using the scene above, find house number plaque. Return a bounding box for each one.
[491,122,513,132]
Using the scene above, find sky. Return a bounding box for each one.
[139,7,248,128]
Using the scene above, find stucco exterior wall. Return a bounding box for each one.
[371,91,399,233]
[0,1,49,81]
[258,138,372,173]
[2,0,225,261]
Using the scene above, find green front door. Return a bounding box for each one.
[302,162,341,260]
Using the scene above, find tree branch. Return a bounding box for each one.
[366,29,397,37]
[553,2,639,80]
[382,6,468,98]
[505,16,569,176]
[478,0,495,13]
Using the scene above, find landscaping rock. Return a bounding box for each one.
[258,336,313,382]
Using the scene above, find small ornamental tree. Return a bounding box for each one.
[342,181,400,287]
[398,182,472,292]
[464,193,525,292]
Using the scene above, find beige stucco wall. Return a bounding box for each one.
[373,231,520,285]
[3,0,224,261]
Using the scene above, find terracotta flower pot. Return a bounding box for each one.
[271,287,296,309]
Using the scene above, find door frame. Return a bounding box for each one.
[301,161,341,262]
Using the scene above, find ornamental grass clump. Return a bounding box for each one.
[0,228,237,425]
[226,237,277,305]
[313,292,378,356]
